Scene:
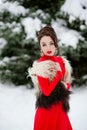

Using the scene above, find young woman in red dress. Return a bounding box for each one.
[29,25,73,130]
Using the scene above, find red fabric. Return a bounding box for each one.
[38,71,63,96]
[67,83,71,90]
[34,55,73,130]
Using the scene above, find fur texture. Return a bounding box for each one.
[62,56,72,83]
[28,56,72,112]
[28,60,62,91]
[28,56,72,89]
[29,60,61,80]
[36,82,72,112]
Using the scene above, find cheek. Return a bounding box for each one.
[40,45,46,52]
[42,48,46,53]
[52,46,56,51]
[40,44,43,51]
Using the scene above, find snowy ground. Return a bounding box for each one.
[0,83,87,130]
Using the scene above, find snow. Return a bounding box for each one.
[0,83,36,130]
[0,83,87,130]
[0,0,87,128]
[69,86,87,130]
[0,0,3,4]
[52,19,83,48]
[21,17,83,48]
[0,0,86,48]
[0,57,10,66]
[21,17,42,40]
[61,0,87,25]
[0,38,7,49]
[0,0,28,16]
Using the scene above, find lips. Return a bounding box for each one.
[47,51,52,54]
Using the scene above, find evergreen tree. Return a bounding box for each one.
[0,0,65,86]
[0,0,40,86]
[58,7,87,86]
[7,0,65,18]
[0,0,87,87]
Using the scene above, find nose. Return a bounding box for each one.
[47,45,51,50]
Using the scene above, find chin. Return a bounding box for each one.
[45,53,53,56]
[46,54,53,56]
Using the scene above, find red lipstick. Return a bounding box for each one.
[47,51,52,54]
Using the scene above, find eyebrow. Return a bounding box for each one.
[41,42,46,44]
[41,40,54,43]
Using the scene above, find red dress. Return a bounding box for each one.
[33,55,73,130]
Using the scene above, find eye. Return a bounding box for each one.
[50,42,54,45]
[42,43,46,47]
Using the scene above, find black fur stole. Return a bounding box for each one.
[36,82,72,113]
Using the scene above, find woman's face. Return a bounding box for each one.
[40,36,56,56]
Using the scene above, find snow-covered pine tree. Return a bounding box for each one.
[0,0,65,86]
[7,0,65,18]
[0,0,40,86]
[1,0,87,87]
[57,0,87,86]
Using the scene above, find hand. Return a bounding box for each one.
[44,61,62,81]
[44,61,58,79]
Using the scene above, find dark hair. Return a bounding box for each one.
[37,25,59,49]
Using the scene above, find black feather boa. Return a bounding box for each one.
[36,82,72,113]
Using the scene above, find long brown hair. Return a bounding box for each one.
[37,25,59,50]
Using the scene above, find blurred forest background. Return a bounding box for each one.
[0,0,87,87]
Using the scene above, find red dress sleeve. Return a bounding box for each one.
[37,71,63,96]
[67,83,71,90]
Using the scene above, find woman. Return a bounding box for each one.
[29,25,73,130]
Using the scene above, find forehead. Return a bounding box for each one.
[40,36,54,42]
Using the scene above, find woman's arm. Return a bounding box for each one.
[38,71,63,96]
[60,80,71,90]
[67,83,71,90]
